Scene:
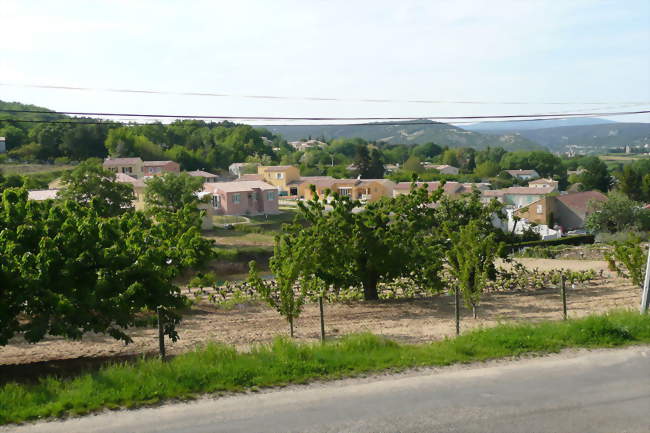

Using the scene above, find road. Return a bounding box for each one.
[4,346,649,433]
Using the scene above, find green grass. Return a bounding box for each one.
[0,163,75,175]
[212,215,249,225]
[2,311,648,425]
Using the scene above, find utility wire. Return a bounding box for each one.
[1,108,649,122]
[1,111,648,127]
[1,81,649,106]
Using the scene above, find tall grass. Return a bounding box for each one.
[1,311,648,425]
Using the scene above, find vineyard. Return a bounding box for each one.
[1,257,640,368]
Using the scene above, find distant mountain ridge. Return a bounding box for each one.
[262,120,545,151]
[462,117,617,132]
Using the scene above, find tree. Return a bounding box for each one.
[578,156,611,192]
[605,237,646,288]
[441,149,459,167]
[585,192,650,233]
[0,188,212,346]
[403,156,424,173]
[618,165,642,201]
[412,142,442,159]
[474,160,500,178]
[367,148,385,178]
[57,160,135,217]
[354,144,371,178]
[144,172,205,214]
[445,220,500,325]
[248,230,309,337]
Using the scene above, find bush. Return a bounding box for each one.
[506,234,595,254]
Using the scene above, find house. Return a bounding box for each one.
[143,160,180,176]
[257,165,301,193]
[299,178,394,202]
[504,169,540,180]
[553,191,607,231]
[288,139,326,151]
[430,164,459,175]
[27,189,59,201]
[202,181,279,216]
[528,178,559,191]
[229,162,258,178]
[482,186,556,208]
[237,173,264,182]
[187,170,219,183]
[513,190,607,231]
[114,173,147,210]
[394,181,490,198]
[103,157,144,178]
[286,176,335,197]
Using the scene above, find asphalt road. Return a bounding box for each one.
[4,346,649,433]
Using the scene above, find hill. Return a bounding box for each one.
[467,122,650,153]
[0,100,66,123]
[263,120,544,151]
[463,117,616,132]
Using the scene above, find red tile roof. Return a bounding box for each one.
[556,191,607,213]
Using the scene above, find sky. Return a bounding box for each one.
[1,0,649,125]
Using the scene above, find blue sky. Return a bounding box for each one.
[1,0,649,124]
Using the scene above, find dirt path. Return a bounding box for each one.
[0,259,641,367]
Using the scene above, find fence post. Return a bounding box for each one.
[455,286,460,336]
[319,296,325,342]
[561,275,567,321]
[157,306,166,360]
[641,247,650,314]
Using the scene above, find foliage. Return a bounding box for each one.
[0,189,212,346]
[445,220,501,317]
[1,312,647,424]
[144,172,205,214]
[57,160,135,217]
[585,192,650,233]
[576,156,612,192]
[605,236,647,287]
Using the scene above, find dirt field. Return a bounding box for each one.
[0,259,642,368]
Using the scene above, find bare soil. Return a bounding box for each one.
[0,259,641,369]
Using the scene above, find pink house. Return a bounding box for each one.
[143,160,180,176]
[203,181,279,216]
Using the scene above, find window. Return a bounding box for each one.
[267,190,276,201]
[536,204,543,214]
[212,195,221,209]
[233,193,240,204]
[121,166,132,174]
[339,187,351,197]
[276,172,284,179]
[249,192,257,202]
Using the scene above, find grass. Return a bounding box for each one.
[0,163,75,175]
[1,311,648,425]
[212,215,249,225]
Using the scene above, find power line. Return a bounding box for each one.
[1,110,648,127]
[1,108,649,122]
[1,81,649,106]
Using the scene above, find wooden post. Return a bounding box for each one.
[319,296,325,342]
[561,275,567,321]
[641,246,650,314]
[455,287,460,336]
[157,306,166,360]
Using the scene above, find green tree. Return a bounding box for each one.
[618,165,642,201]
[441,149,459,167]
[144,172,205,214]
[474,160,500,178]
[0,189,211,346]
[445,220,500,325]
[578,156,611,192]
[605,237,646,288]
[57,160,135,217]
[353,144,371,178]
[403,155,424,173]
[585,192,650,233]
[367,148,385,178]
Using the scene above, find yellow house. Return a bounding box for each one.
[115,173,147,210]
[300,178,394,202]
[257,165,300,193]
[103,157,145,178]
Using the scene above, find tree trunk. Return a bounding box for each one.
[157,306,166,360]
[455,287,460,336]
[363,275,379,301]
[319,296,325,342]
[289,317,294,338]
[472,304,477,319]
